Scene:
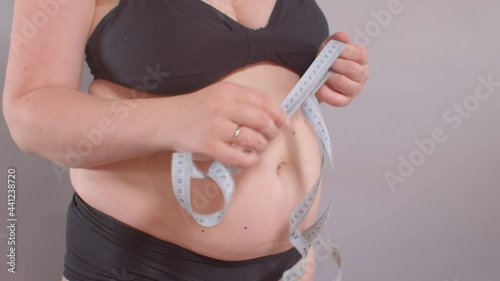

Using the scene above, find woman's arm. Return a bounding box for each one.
[3,0,286,169]
[2,0,175,168]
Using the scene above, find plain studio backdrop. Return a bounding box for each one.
[1,0,499,280]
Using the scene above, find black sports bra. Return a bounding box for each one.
[85,0,330,95]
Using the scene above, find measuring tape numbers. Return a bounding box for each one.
[171,40,345,281]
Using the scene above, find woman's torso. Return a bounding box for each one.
[70,0,325,261]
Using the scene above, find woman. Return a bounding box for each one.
[3,0,369,280]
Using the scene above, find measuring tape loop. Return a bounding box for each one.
[172,153,235,227]
[171,40,345,280]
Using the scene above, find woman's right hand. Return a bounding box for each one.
[167,81,289,168]
[88,79,288,168]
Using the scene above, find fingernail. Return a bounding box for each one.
[283,118,291,128]
[261,128,275,140]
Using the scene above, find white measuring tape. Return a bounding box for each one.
[171,40,345,281]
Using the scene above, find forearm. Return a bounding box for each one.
[4,86,176,168]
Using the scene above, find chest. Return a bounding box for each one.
[93,0,278,32]
[200,0,277,30]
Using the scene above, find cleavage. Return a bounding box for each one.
[199,0,278,30]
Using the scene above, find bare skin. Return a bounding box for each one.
[4,1,368,280]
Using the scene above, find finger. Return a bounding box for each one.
[212,141,260,168]
[231,86,288,128]
[228,105,280,140]
[228,125,269,153]
[210,121,268,153]
[330,32,350,44]
[330,58,369,83]
[316,85,352,107]
[317,32,350,54]
[326,72,363,97]
[338,44,369,65]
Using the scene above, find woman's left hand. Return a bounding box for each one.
[316,32,370,107]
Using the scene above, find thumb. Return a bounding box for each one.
[330,32,350,44]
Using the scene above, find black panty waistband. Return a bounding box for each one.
[63,193,301,281]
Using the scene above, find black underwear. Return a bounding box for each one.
[63,193,302,281]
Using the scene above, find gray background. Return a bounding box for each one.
[1,0,499,280]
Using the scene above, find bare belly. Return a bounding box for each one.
[70,63,322,261]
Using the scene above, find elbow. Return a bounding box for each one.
[3,96,37,154]
[4,112,87,169]
[8,127,36,155]
[9,130,34,155]
[3,102,79,168]
[3,90,94,169]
